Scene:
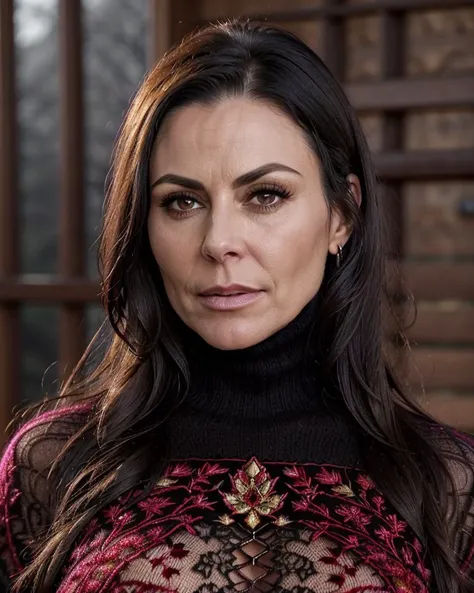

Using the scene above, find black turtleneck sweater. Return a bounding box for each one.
[2,299,472,592]
[166,296,362,465]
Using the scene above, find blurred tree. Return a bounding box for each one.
[15,0,147,402]
[83,0,147,277]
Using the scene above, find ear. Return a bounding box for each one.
[328,173,362,255]
[347,173,362,208]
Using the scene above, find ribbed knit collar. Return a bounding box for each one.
[176,295,329,421]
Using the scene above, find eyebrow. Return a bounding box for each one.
[150,163,302,191]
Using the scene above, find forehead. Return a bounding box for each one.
[150,97,318,178]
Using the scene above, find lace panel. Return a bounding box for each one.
[57,457,430,593]
[0,405,89,577]
[114,526,389,593]
[442,429,474,577]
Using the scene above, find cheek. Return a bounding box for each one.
[262,209,329,282]
[147,218,192,290]
[297,217,329,260]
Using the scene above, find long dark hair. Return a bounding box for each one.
[8,19,472,592]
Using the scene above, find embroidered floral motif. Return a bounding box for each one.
[283,462,429,592]
[1,456,437,593]
[219,456,286,529]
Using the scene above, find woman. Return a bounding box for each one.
[0,19,473,593]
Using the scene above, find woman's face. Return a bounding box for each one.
[148,97,355,350]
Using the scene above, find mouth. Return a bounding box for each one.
[202,290,250,296]
[199,284,261,297]
[197,286,264,311]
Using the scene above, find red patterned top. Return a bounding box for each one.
[0,406,473,593]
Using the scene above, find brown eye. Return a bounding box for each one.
[251,191,282,208]
[173,197,197,210]
[251,193,280,206]
[247,184,292,211]
[158,192,203,217]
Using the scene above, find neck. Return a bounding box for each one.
[176,296,330,420]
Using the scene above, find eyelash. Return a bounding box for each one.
[158,183,293,218]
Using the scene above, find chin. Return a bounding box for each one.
[199,320,271,351]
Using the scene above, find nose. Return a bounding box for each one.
[201,208,245,263]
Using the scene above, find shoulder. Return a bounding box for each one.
[0,401,91,577]
[417,421,474,493]
[424,423,474,574]
[428,423,474,473]
[411,416,473,461]
[0,401,91,498]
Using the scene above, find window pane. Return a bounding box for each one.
[86,302,105,343]
[21,306,58,404]
[83,0,148,277]
[15,0,59,274]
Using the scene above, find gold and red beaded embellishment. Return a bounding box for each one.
[218,457,291,530]
[57,457,431,593]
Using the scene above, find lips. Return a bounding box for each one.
[199,284,260,297]
[197,285,264,311]
[203,290,247,296]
